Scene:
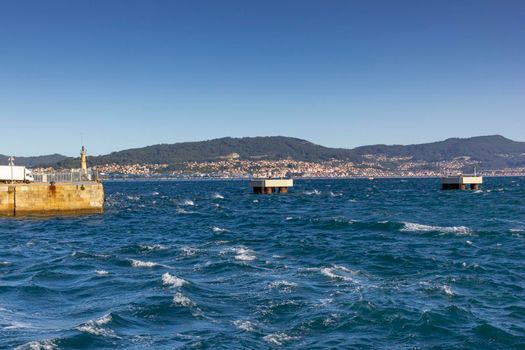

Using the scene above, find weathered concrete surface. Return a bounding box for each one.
[0,185,15,216]
[249,179,294,188]
[249,178,293,194]
[0,182,104,216]
[441,175,483,190]
[441,176,483,185]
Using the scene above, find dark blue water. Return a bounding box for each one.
[1,178,525,349]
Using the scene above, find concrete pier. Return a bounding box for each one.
[249,179,293,194]
[441,175,482,190]
[0,182,104,216]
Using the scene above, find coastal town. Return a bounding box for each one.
[32,156,525,179]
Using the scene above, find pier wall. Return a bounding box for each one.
[0,182,104,216]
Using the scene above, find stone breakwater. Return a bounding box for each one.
[0,182,104,216]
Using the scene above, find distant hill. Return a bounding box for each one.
[6,135,525,170]
[55,137,356,167]
[352,135,525,168]
[0,153,68,167]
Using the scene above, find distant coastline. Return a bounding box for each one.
[4,135,525,173]
[6,135,525,181]
[100,174,525,182]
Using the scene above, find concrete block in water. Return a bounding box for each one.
[249,179,293,194]
[0,182,104,216]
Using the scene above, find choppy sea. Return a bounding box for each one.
[1,177,525,349]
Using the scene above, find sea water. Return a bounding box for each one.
[1,178,524,349]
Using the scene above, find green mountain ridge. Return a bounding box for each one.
[2,135,525,169]
[352,135,525,168]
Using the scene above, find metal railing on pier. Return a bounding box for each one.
[33,168,99,183]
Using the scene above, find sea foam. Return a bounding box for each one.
[3,321,32,330]
[401,222,471,235]
[15,340,57,350]
[139,244,168,251]
[321,265,359,283]
[233,320,255,332]
[234,248,256,261]
[268,280,298,293]
[179,245,199,257]
[220,247,256,261]
[162,273,187,287]
[305,189,321,195]
[77,314,119,338]
[173,292,194,307]
[130,259,170,268]
[441,285,454,296]
[263,332,299,346]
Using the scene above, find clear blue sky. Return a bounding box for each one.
[1,0,524,156]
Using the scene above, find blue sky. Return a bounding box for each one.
[0,0,524,156]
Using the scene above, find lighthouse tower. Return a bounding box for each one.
[80,145,87,173]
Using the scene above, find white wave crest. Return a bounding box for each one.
[162,273,187,287]
[212,193,224,199]
[71,251,111,259]
[321,265,359,283]
[179,246,199,256]
[234,248,256,261]
[268,280,298,293]
[182,199,194,206]
[139,244,168,251]
[77,314,118,338]
[263,332,299,346]
[304,189,321,195]
[441,285,454,296]
[130,259,170,268]
[220,247,256,261]
[401,222,471,235]
[419,281,455,296]
[173,292,194,307]
[3,321,32,330]
[15,340,57,350]
[95,270,109,276]
[212,226,229,233]
[233,320,255,332]
[130,259,158,268]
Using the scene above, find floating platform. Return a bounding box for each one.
[441,175,482,190]
[0,182,104,216]
[249,178,293,194]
